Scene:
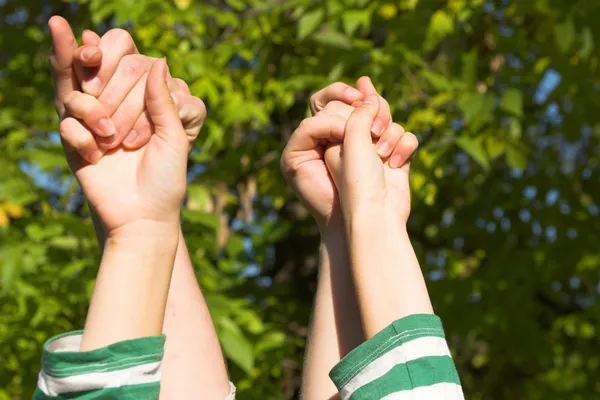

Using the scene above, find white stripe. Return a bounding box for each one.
[340,336,451,399]
[337,328,443,385]
[37,360,161,396]
[46,333,82,352]
[380,382,465,400]
[225,381,237,400]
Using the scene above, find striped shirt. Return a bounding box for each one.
[34,314,460,399]
[33,330,238,399]
[330,314,464,399]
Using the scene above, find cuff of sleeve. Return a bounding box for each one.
[37,330,165,397]
[329,314,445,390]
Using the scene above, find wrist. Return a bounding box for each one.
[106,220,180,250]
[345,209,407,240]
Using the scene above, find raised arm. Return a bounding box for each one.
[38,17,231,399]
[324,93,463,399]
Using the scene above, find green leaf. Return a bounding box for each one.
[219,318,254,374]
[342,9,372,35]
[313,30,353,49]
[459,93,495,132]
[181,210,220,230]
[506,144,528,170]
[485,136,505,159]
[425,10,454,50]
[554,17,575,53]
[256,332,286,353]
[500,88,523,117]
[457,136,489,169]
[298,9,325,40]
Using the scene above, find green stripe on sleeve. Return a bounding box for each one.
[36,331,165,399]
[42,331,165,377]
[33,381,160,399]
[330,314,445,390]
[348,356,461,400]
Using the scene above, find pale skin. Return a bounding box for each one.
[281,80,431,399]
[48,16,230,399]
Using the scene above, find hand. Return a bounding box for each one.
[49,17,204,160]
[282,76,414,229]
[280,83,363,230]
[328,93,419,228]
[48,17,206,234]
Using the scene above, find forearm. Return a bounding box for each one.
[90,210,231,397]
[81,220,179,351]
[302,226,364,399]
[347,215,433,338]
[160,229,231,399]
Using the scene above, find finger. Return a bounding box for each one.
[310,82,363,115]
[319,100,354,120]
[48,16,79,117]
[97,54,152,116]
[59,117,103,164]
[172,78,191,95]
[63,91,116,138]
[145,58,184,141]
[81,28,139,97]
[123,91,207,151]
[283,114,347,158]
[375,122,405,159]
[100,72,148,150]
[389,131,419,170]
[74,31,102,80]
[123,110,152,150]
[172,92,207,141]
[74,45,102,67]
[82,29,101,46]
[356,76,391,137]
[72,45,102,84]
[343,94,380,154]
[74,31,103,89]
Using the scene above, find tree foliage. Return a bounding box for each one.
[1,0,600,398]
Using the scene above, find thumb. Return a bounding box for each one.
[343,93,380,155]
[145,58,184,138]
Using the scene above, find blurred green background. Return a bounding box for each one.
[1,0,600,398]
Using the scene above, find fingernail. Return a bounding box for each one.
[351,101,363,108]
[89,150,103,164]
[376,141,392,157]
[124,130,138,146]
[82,76,101,95]
[371,120,385,136]
[389,154,404,168]
[98,134,117,146]
[81,47,98,61]
[363,94,378,105]
[97,118,116,137]
[345,87,362,99]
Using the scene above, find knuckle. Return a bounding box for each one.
[323,100,343,111]
[63,91,78,108]
[194,97,207,118]
[106,28,133,45]
[298,117,312,133]
[175,78,189,90]
[404,132,419,146]
[119,55,144,75]
[330,81,347,92]
[58,118,74,138]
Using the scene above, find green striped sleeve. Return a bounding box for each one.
[329,314,464,400]
[34,330,165,399]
